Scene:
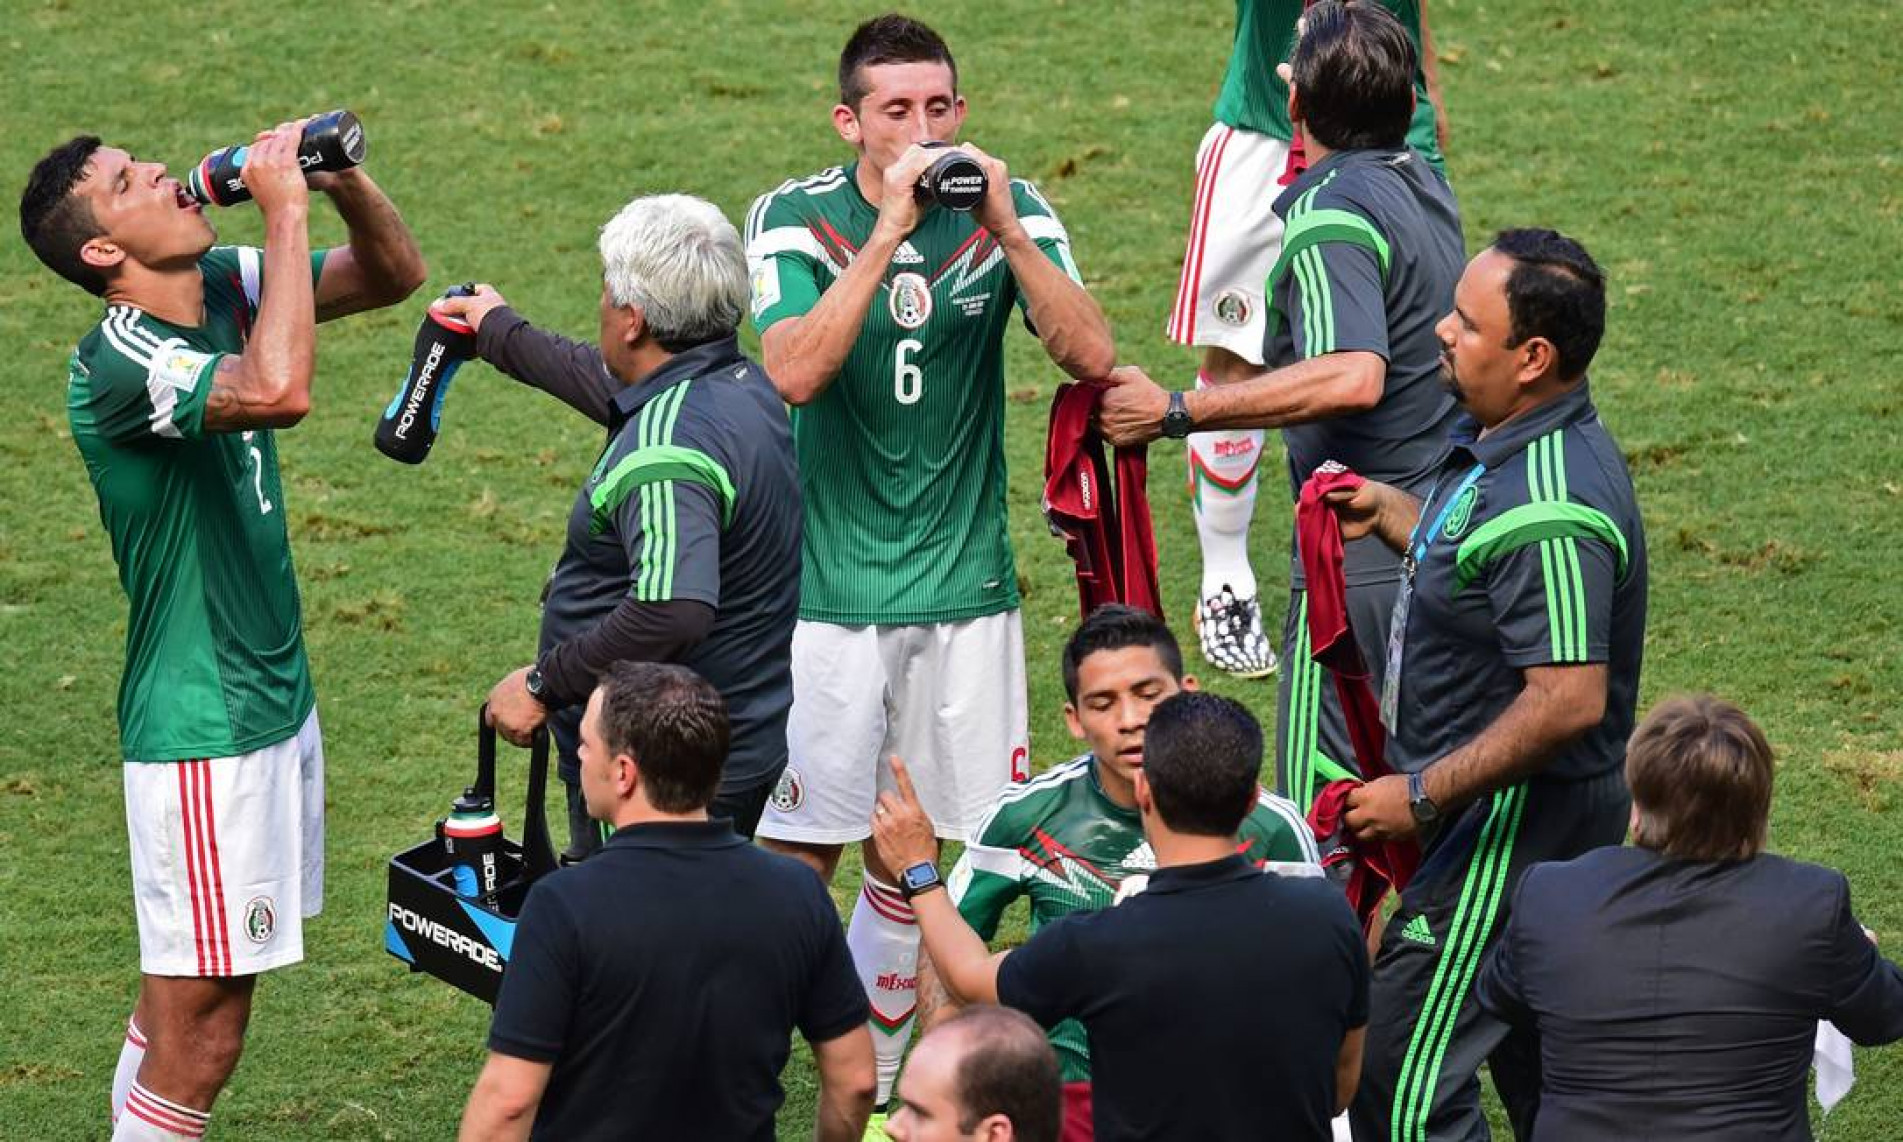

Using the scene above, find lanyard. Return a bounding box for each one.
[1406,462,1487,567]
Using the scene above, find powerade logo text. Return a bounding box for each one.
[217,146,336,194]
[386,342,451,440]
[388,903,503,972]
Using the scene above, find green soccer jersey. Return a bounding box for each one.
[947,753,1321,1082]
[1213,0,1444,170]
[67,245,325,762]
[744,165,1082,625]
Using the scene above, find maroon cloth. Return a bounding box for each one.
[1310,778,1417,930]
[1296,463,1419,927]
[1061,1081,1095,1142]
[1296,465,1387,770]
[1043,382,1163,619]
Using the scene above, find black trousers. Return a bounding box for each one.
[1350,768,1630,1142]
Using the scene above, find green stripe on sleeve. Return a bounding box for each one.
[589,445,736,535]
[1452,502,1629,592]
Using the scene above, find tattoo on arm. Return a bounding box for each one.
[315,289,369,323]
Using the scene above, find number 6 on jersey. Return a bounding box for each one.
[894,338,923,405]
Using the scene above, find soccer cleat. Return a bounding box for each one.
[1195,585,1278,679]
[862,1110,891,1140]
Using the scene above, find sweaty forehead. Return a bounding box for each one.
[76,146,131,191]
[1457,251,1513,316]
[858,60,956,105]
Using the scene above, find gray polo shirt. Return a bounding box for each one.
[1387,382,1647,781]
[1266,146,1465,587]
[536,337,802,792]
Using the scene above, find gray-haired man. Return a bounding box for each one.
[444,193,803,844]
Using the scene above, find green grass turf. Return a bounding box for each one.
[1,0,1899,1136]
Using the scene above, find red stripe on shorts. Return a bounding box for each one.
[1170,126,1235,344]
[194,761,233,976]
[176,763,209,976]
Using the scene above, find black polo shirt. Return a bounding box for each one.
[487,820,866,1141]
[1388,381,1647,780]
[536,337,802,793]
[1266,146,1465,587]
[996,855,1367,1142]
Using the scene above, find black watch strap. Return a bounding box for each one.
[1162,390,1195,439]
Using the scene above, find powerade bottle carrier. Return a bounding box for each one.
[385,706,556,1004]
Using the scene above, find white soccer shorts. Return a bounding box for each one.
[124,710,324,977]
[1166,123,1294,364]
[758,612,1030,845]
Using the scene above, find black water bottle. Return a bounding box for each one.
[915,141,988,212]
[375,285,478,464]
[187,110,367,207]
[438,788,505,898]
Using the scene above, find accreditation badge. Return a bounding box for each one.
[1380,563,1412,734]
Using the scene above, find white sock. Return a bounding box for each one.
[114,1082,209,1140]
[847,875,919,1105]
[1186,371,1263,601]
[110,1019,146,1123]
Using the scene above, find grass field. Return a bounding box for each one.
[2,0,1899,1136]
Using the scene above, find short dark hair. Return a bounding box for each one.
[1061,604,1184,703]
[838,13,957,108]
[20,135,108,296]
[594,662,730,814]
[939,1006,1062,1142]
[1140,692,1262,836]
[1626,695,1774,862]
[1490,228,1607,382]
[1288,1,1417,151]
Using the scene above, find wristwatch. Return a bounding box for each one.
[524,665,550,704]
[899,860,944,900]
[1161,390,1195,439]
[1407,771,1441,826]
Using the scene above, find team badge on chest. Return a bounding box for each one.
[889,271,934,330]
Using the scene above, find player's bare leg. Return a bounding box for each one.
[759,837,844,883]
[1188,344,1277,679]
[112,974,253,1139]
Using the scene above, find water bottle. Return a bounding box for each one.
[187,110,367,207]
[438,789,505,898]
[375,284,478,464]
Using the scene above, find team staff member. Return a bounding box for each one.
[876,693,1368,1142]
[1103,1,1464,822]
[19,122,423,1140]
[1326,229,1647,1141]
[1167,0,1447,680]
[886,1007,1064,1142]
[448,194,802,842]
[744,12,1115,1104]
[1476,696,1903,1140]
[460,663,874,1141]
[922,605,1318,1138]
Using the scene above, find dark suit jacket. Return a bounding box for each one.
[1475,845,1903,1141]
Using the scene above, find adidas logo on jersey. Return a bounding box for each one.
[1399,914,1436,948]
[893,241,925,265]
[1121,842,1157,872]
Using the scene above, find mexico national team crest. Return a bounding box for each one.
[244,896,277,944]
[770,767,804,814]
[889,271,934,330]
[1214,289,1252,327]
[1442,485,1479,540]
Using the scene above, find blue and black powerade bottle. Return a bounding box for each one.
[187,110,367,208]
[438,788,505,898]
[375,284,477,464]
